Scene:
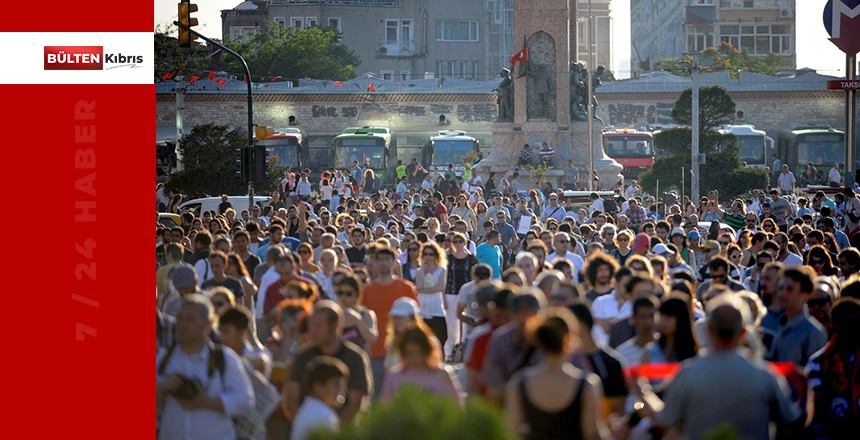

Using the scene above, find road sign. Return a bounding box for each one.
[824,0,860,56]
[828,80,860,90]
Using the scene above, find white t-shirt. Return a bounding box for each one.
[829,167,841,184]
[547,250,585,277]
[781,252,804,267]
[591,294,633,345]
[291,397,339,440]
[320,185,333,200]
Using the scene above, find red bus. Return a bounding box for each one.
[602,130,654,179]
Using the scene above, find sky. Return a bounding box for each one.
[155,0,849,79]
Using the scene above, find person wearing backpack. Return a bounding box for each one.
[157,294,254,440]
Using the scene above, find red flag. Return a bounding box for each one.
[208,71,217,80]
[188,76,200,83]
[243,75,247,83]
[367,83,375,92]
[395,81,404,86]
[272,76,283,82]
[333,81,343,88]
[510,48,528,65]
[214,79,225,87]
[303,77,314,82]
[262,84,270,87]
[162,72,175,81]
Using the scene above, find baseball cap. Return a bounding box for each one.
[652,243,675,256]
[687,230,700,240]
[493,192,502,198]
[172,264,197,290]
[389,297,420,317]
[670,227,686,238]
[632,233,650,252]
[702,240,720,252]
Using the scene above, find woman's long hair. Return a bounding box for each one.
[395,322,442,368]
[659,296,699,361]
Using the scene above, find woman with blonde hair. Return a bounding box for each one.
[414,241,448,349]
[610,229,634,266]
[361,169,376,196]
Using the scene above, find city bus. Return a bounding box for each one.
[777,125,846,182]
[602,129,654,179]
[424,130,480,174]
[255,127,308,170]
[718,124,774,168]
[332,127,396,183]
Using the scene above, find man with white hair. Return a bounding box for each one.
[314,233,337,265]
[547,232,585,277]
[157,294,254,440]
[515,252,538,286]
[632,294,801,440]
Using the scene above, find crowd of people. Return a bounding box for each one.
[156,159,860,440]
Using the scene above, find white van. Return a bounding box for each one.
[178,196,271,217]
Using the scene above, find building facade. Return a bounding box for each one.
[222,0,491,81]
[575,0,612,72]
[631,0,796,76]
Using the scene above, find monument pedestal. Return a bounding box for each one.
[569,119,623,191]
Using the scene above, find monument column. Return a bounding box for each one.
[477,0,622,191]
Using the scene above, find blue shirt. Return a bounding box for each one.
[476,242,502,279]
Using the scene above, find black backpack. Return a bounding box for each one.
[603,198,617,215]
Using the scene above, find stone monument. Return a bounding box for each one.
[476,0,622,191]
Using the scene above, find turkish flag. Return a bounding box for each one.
[208,71,217,80]
[367,83,375,92]
[510,48,528,65]
[333,81,343,88]
[214,79,225,87]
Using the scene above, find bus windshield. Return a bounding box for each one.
[797,134,844,166]
[604,137,653,158]
[433,140,475,166]
[738,136,765,164]
[260,138,299,168]
[335,138,386,169]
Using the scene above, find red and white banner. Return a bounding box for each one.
[0,2,151,439]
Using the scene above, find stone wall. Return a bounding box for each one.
[157,93,497,134]
[157,89,853,143]
[595,91,851,137]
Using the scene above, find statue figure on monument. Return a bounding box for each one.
[533,64,552,118]
[569,62,587,121]
[494,68,513,121]
[591,65,605,117]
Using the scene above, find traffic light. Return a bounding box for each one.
[255,125,274,141]
[177,1,198,47]
[254,145,269,185]
[236,147,251,183]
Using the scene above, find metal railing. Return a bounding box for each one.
[718,0,791,9]
[268,0,399,5]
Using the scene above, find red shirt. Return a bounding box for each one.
[263,275,315,315]
[465,323,496,396]
[434,203,448,221]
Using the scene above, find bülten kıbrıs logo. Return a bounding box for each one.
[44,46,144,70]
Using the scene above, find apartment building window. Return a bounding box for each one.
[447,61,456,77]
[688,0,713,5]
[400,70,411,81]
[305,17,317,28]
[381,70,394,81]
[328,17,342,32]
[436,21,479,42]
[273,17,286,27]
[436,61,443,78]
[401,19,413,48]
[291,17,303,28]
[385,19,399,44]
[229,26,259,43]
[472,61,479,80]
[685,25,713,52]
[720,24,790,55]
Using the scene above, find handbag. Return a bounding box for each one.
[448,323,465,363]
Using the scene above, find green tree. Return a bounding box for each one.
[223,21,360,80]
[671,85,736,132]
[164,123,248,197]
[640,128,768,199]
[155,23,213,81]
[657,42,785,78]
[308,387,516,440]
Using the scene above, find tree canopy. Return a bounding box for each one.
[658,42,785,78]
[223,21,360,80]
[155,23,213,81]
[671,85,737,132]
[165,123,248,197]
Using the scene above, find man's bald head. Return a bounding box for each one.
[706,295,750,344]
